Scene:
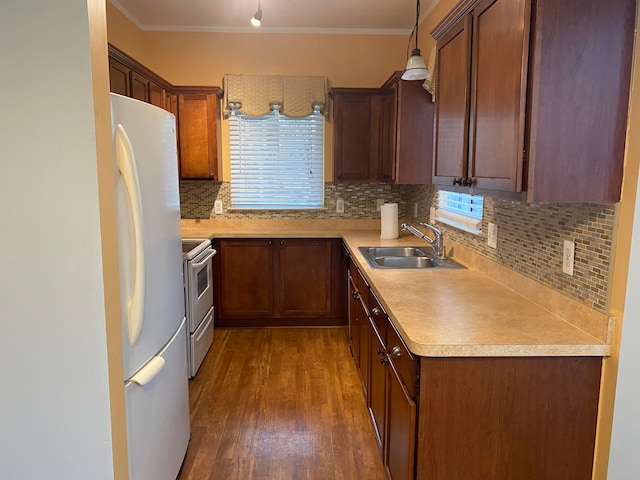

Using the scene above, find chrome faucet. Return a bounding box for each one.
[401,222,445,259]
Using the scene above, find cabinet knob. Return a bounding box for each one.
[352,291,359,299]
[209,173,215,180]
[462,177,473,186]
[390,345,403,358]
[371,307,382,316]
[380,357,390,365]
[280,240,285,246]
[377,348,385,356]
[268,240,273,245]
[453,177,463,186]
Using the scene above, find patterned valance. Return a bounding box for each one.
[422,46,437,102]
[223,74,329,118]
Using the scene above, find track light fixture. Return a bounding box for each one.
[250,0,262,27]
[402,0,430,81]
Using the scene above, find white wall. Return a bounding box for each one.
[0,2,117,479]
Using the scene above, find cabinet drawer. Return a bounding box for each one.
[356,268,370,312]
[368,290,388,345]
[387,321,418,398]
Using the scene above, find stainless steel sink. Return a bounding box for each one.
[362,247,430,258]
[358,246,466,270]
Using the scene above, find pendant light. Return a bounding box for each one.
[250,0,262,27]
[402,0,430,81]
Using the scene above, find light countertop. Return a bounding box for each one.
[181,219,611,357]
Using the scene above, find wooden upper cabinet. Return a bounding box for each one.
[470,0,529,192]
[108,58,130,97]
[525,0,635,203]
[107,44,223,181]
[130,72,149,103]
[433,16,471,185]
[148,81,166,109]
[432,0,635,202]
[176,91,221,180]
[380,72,435,185]
[331,88,383,182]
[434,0,528,191]
[107,44,172,111]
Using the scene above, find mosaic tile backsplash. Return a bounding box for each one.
[180,181,616,313]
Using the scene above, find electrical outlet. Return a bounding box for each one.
[563,240,575,276]
[376,199,385,212]
[430,207,436,223]
[414,203,418,218]
[336,198,345,213]
[214,199,223,215]
[487,222,498,249]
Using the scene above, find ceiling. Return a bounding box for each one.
[109,0,439,35]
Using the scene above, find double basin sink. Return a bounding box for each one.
[358,246,466,270]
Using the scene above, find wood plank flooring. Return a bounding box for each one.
[177,327,387,480]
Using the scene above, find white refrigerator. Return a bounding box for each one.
[111,93,190,480]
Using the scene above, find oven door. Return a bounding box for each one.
[186,246,216,333]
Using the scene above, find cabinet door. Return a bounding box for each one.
[333,92,383,182]
[433,15,472,186]
[276,239,332,317]
[215,239,273,321]
[385,361,416,480]
[379,87,397,182]
[369,320,386,453]
[348,275,361,369]
[177,93,219,180]
[130,72,149,102]
[148,81,166,109]
[395,80,435,185]
[468,0,529,191]
[108,58,130,96]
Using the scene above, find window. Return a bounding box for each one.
[228,104,324,210]
[435,191,484,234]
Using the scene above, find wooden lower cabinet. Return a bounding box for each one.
[346,258,602,480]
[386,360,416,480]
[348,256,418,480]
[416,356,601,480]
[214,238,345,327]
[215,239,273,320]
[369,321,386,451]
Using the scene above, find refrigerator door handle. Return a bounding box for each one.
[129,356,166,386]
[116,124,146,347]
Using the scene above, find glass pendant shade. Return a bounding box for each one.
[250,9,262,27]
[402,48,430,81]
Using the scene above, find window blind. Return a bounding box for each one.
[436,191,484,233]
[229,104,324,209]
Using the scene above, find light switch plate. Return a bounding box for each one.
[376,199,385,212]
[214,199,223,215]
[336,198,345,213]
[487,222,498,249]
[563,240,575,276]
[414,203,418,218]
[430,207,436,224]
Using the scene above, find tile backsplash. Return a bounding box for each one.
[180,181,616,313]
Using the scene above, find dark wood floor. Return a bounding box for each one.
[177,327,387,480]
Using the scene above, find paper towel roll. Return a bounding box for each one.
[380,203,399,239]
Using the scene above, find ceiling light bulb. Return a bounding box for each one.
[250,0,262,28]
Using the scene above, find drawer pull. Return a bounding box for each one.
[390,345,403,358]
[371,307,382,316]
